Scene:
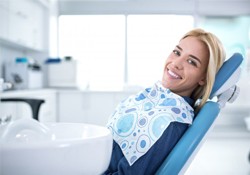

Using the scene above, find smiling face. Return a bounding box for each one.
[162,36,209,97]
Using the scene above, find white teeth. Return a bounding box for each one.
[168,70,180,79]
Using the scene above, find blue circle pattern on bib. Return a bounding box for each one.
[107,81,194,165]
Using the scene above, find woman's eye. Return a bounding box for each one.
[173,50,180,56]
[187,59,197,67]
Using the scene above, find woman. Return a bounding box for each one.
[104,28,225,175]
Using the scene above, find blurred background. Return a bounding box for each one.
[0,0,250,174]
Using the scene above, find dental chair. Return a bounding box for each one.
[156,53,243,175]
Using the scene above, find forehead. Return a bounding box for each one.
[178,36,209,58]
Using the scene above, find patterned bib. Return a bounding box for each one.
[106,81,194,165]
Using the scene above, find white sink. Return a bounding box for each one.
[0,118,113,175]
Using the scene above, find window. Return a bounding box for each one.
[127,15,194,87]
[59,15,125,91]
[59,15,194,90]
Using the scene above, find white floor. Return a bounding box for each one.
[185,127,250,175]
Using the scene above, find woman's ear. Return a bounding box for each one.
[198,78,206,86]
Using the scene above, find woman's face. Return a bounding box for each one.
[162,36,209,97]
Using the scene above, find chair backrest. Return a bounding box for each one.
[156,53,243,175]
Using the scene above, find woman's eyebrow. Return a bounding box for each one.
[176,45,182,51]
[176,45,202,64]
[190,55,202,64]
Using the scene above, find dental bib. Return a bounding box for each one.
[107,81,194,165]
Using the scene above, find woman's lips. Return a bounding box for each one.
[168,70,182,79]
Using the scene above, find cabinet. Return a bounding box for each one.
[0,0,46,51]
[57,90,133,126]
[0,89,135,125]
[57,90,88,123]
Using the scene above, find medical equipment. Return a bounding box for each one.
[4,58,43,90]
[156,52,243,175]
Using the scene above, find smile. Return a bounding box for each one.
[168,70,182,79]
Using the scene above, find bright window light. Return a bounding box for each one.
[58,15,194,91]
[127,15,194,87]
[59,15,125,91]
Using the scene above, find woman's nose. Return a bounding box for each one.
[172,57,184,70]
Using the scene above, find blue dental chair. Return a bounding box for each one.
[156,53,243,175]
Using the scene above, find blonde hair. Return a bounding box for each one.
[181,28,226,111]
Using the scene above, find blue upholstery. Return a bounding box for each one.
[211,53,243,97]
[156,53,243,175]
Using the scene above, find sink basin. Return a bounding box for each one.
[0,118,113,175]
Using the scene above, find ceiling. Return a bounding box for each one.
[58,0,250,16]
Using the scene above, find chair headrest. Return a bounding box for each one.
[210,53,243,99]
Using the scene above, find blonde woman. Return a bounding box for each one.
[104,28,225,175]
